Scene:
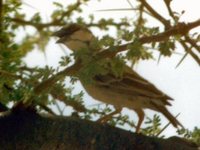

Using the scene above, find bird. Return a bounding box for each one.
[53,24,183,132]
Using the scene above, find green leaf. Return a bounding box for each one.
[158,41,175,56]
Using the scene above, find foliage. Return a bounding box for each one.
[177,127,200,145]
[0,0,200,144]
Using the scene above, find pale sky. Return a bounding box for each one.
[22,0,200,136]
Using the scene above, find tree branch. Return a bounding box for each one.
[0,110,198,150]
[179,40,200,65]
[10,1,82,30]
[185,36,200,53]
[10,18,65,30]
[57,1,81,22]
[0,70,24,80]
[98,19,200,58]
[163,0,176,20]
[140,0,170,28]
[10,17,129,30]
[33,60,81,95]
[50,89,86,112]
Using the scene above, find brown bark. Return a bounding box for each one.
[0,109,198,150]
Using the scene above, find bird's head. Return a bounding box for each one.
[53,24,95,51]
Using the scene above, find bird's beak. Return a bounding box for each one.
[55,38,63,43]
[53,29,70,43]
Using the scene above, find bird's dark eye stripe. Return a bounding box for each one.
[54,24,81,37]
[67,25,80,33]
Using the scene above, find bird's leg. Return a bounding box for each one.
[135,109,145,133]
[97,108,122,123]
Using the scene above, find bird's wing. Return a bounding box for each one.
[94,66,172,105]
[125,66,173,99]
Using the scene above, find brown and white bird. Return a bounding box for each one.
[53,24,183,132]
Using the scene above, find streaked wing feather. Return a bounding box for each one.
[94,67,172,105]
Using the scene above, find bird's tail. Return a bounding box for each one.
[152,103,183,128]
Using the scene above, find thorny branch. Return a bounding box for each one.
[98,19,200,58]
[10,1,82,30]
[185,36,200,53]
[10,18,64,30]
[179,40,200,65]
[140,0,170,28]
[10,17,129,30]
[139,0,199,66]
[33,60,81,95]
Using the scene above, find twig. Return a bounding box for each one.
[175,52,189,68]
[136,3,144,34]
[11,17,129,31]
[21,60,81,106]
[33,60,81,95]
[156,113,181,137]
[10,18,65,30]
[96,8,138,11]
[50,89,86,112]
[185,36,200,53]
[53,99,64,115]
[57,1,81,22]
[87,22,129,28]
[10,1,82,30]
[38,103,57,116]
[0,70,24,80]
[140,0,170,28]
[179,40,200,66]
[163,0,176,20]
[126,0,134,9]
[96,8,151,17]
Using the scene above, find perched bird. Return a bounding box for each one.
[53,24,182,132]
